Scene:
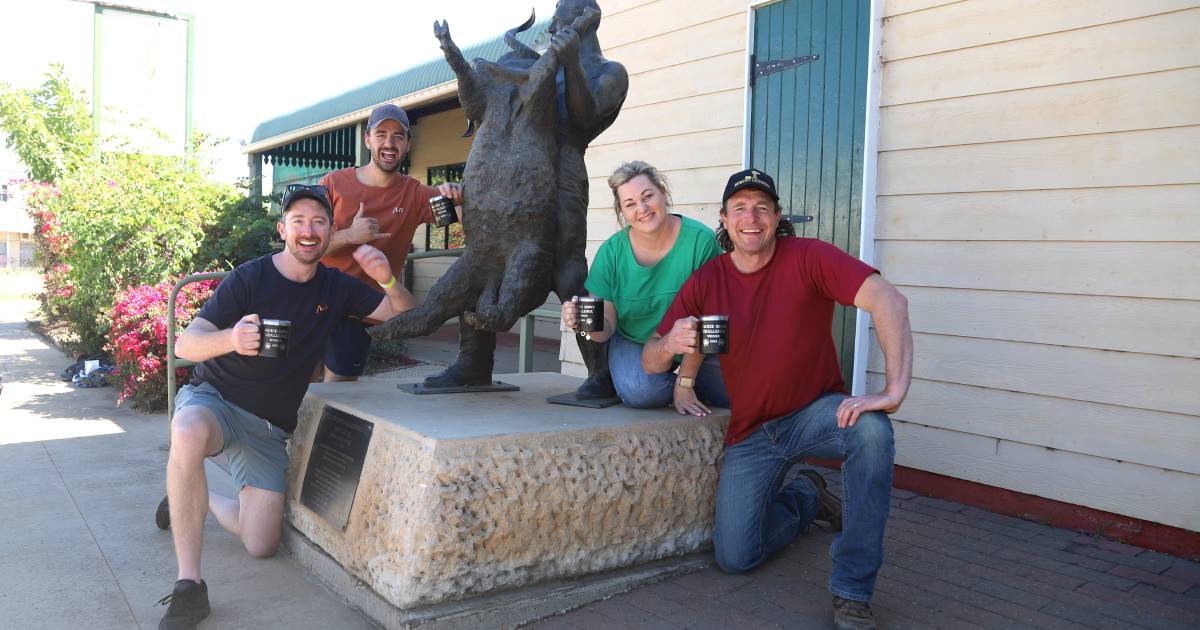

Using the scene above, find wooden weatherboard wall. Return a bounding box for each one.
[562,0,752,374]
[874,0,1200,531]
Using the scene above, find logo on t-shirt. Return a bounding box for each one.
[315,303,328,314]
[392,207,404,214]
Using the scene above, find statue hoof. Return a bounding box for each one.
[424,363,493,388]
[574,372,616,400]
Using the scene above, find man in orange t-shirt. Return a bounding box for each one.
[318,103,462,381]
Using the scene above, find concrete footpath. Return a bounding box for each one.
[1,292,1198,630]
[0,296,380,629]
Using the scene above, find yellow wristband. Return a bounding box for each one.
[379,275,397,289]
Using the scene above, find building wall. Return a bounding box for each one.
[562,0,751,374]
[564,0,1200,532]
[0,177,35,269]
[0,232,36,268]
[873,0,1200,531]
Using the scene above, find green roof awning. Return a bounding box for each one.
[250,19,550,145]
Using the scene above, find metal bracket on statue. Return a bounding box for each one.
[546,392,623,408]
[398,381,519,394]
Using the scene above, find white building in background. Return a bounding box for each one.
[0,147,35,269]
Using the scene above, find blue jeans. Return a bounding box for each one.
[607,333,729,409]
[713,392,895,602]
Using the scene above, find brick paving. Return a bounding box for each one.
[530,467,1200,629]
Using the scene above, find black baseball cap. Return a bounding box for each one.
[367,103,410,132]
[281,184,333,219]
[722,168,780,205]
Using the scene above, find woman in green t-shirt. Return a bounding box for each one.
[562,161,728,416]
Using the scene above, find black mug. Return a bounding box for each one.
[576,297,603,333]
[430,195,457,228]
[699,315,729,354]
[259,319,291,358]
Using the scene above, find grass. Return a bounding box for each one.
[0,268,41,302]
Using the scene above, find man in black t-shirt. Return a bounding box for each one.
[153,186,415,630]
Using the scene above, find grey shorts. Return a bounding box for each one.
[174,382,292,493]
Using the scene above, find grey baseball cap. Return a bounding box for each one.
[367,103,410,132]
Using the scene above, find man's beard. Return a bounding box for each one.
[288,238,328,264]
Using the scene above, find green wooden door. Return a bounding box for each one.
[749,0,870,386]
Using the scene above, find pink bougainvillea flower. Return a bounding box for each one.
[109,276,217,408]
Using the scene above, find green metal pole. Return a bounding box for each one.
[182,13,195,157]
[166,271,228,424]
[519,315,535,373]
[92,5,102,157]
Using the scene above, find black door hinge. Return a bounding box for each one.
[751,54,820,86]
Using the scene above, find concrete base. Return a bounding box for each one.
[283,522,708,629]
[284,372,729,621]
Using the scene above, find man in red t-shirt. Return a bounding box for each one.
[318,104,463,381]
[644,169,913,630]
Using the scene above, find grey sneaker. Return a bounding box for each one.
[797,470,843,531]
[155,495,170,530]
[156,579,210,629]
[833,595,876,630]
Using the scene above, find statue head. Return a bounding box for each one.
[549,0,602,36]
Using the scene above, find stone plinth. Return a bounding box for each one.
[285,372,729,613]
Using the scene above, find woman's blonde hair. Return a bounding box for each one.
[607,160,673,228]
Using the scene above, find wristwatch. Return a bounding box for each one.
[676,375,695,389]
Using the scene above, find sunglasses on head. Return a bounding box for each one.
[285,183,329,198]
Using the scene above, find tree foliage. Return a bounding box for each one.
[0,64,94,184]
[52,149,243,349]
[3,66,277,354]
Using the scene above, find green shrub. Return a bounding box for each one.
[51,151,238,350]
[194,189,279,270]
[3,66,277,354]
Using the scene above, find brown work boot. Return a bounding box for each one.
[832,596,876,630]
[797,470,843,531]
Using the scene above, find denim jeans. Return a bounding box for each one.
[713,392,895,602]
[607,333,729,409]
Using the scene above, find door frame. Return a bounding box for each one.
[741,0,884,396]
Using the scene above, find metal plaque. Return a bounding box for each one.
[299,406,373,531]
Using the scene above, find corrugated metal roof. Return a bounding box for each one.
[250,19,550,144]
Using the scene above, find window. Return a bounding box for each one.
[1,184,7,203]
